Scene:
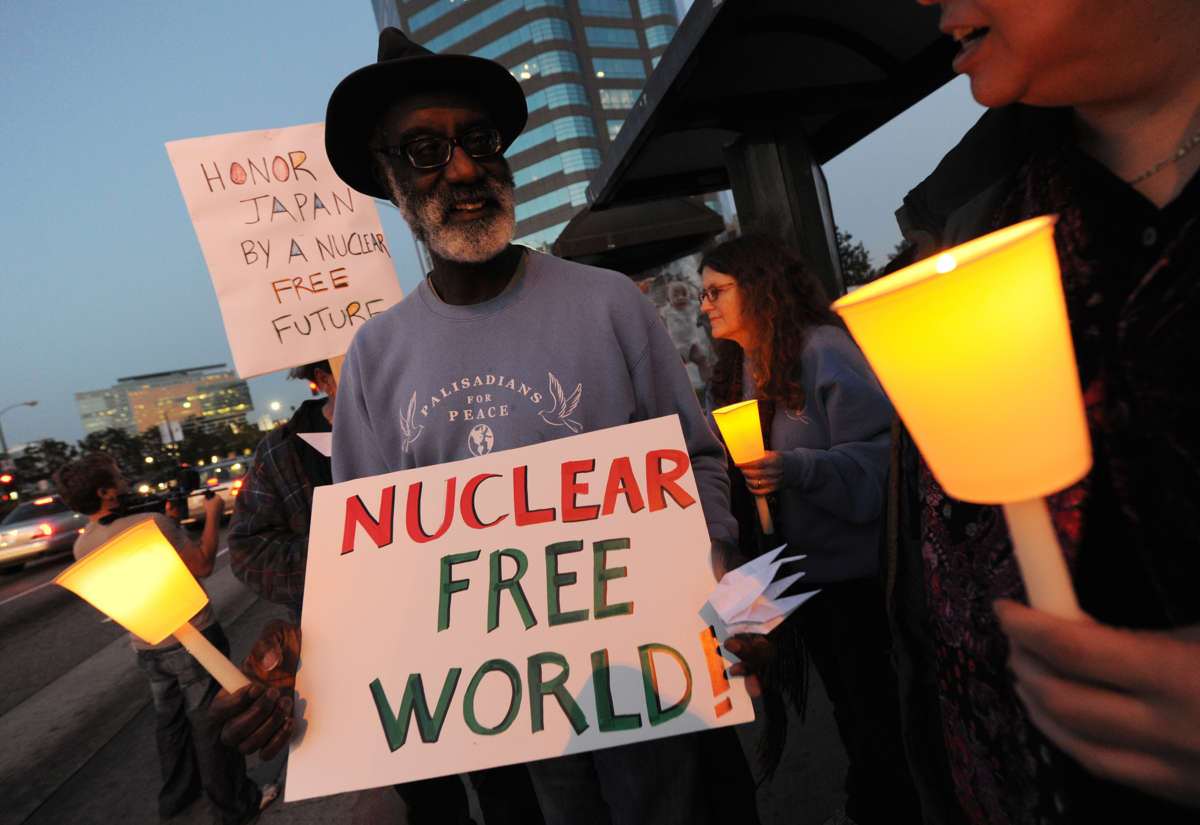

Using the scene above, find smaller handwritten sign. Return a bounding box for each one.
[166,123,405,378]
[286,416,755,801]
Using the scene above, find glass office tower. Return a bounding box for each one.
[371,0,679,250]
[76,365,253,437]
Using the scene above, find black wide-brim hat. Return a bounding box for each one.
[325,27,528,199]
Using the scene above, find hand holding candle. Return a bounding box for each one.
[712,398,775,535]
[212,619,301,760]
[832,216,1089,619]
[54,519,250,692]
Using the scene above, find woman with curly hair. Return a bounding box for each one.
[700,234,918,825]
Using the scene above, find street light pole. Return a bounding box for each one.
[0,400,39,461]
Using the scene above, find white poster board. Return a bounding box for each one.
[166,123,405,378]
[286,416,754,801]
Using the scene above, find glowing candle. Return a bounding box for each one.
[833,216,1088,619]
[712,399,775,535]
[55,519,250,691]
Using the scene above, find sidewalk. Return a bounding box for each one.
[8,562,845,825]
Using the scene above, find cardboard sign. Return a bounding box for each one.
[286,416,754,801]
[166,123,405,378]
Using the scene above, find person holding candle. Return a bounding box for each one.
[54,454,271,825]
[878,0,1200,821]
[700,234,919,825]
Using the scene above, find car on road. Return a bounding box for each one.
[0,495,88,573]
[182,457,249,526]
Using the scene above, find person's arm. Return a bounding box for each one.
[332,334,390,483]
[164,497,223,578]
[228,443,308,610]
[995,599,1200,809]
[739,332,892,523]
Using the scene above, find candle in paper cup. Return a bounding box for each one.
[56,518,208,644]
[832,216,1089,618]
[712,399,774,534]
[712,399,765,465]
[55,518,249,691]
[832,216,1089,503]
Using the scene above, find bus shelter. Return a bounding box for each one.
[552,0,954,297]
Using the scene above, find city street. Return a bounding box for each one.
[0,530,845,825]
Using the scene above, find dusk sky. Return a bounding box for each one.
[0,0,983,450]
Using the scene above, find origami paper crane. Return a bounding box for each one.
[704,544,818,635]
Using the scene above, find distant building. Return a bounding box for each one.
[372,0,680,251]
[76,364,253,438]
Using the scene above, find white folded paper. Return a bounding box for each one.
[299,432,333,457]
[705,544,818,635]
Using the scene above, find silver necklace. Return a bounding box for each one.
[1126,129,1200,185]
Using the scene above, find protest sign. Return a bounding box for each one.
[285,415,754,801]
[166,123,404,377]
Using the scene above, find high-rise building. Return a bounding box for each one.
[75,364,253,438]
[371,0,679,250]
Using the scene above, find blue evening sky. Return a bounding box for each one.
[0,0,982,449]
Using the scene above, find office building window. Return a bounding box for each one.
[584,26,639,48]
[638,0,675,18]
[408,0,455,32]
[474,18,573,60]
[578,0,632,19]
[513,148,602,186]
[545,83,590,107]
[515,181,590,222]
[607,120,624,140]
[592,57,645,79]
[598,88,638,109]
[411,0,565,34]
[561,147,603,173]
[526,83,590,112]
[511,50,583,81]
[644,24,675,48]
[507,115,597,156]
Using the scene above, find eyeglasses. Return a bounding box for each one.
[698,284,735,304]
[377,127,503,170]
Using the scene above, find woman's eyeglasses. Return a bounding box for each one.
[377,127,503,170]
[698,284,735,304]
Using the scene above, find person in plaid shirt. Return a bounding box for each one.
[228,360,335,621]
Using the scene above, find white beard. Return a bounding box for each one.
[386,166,516,264]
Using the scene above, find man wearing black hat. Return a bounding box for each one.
[321,27,748,825]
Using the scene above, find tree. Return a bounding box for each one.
[836,228,877,288]
[73,422,260,491]
[13,439,79,488]
[170,419,259,468]
[77,427,159,482]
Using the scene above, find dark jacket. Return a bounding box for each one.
[229,398,332,618]
[888,104,1200,825]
